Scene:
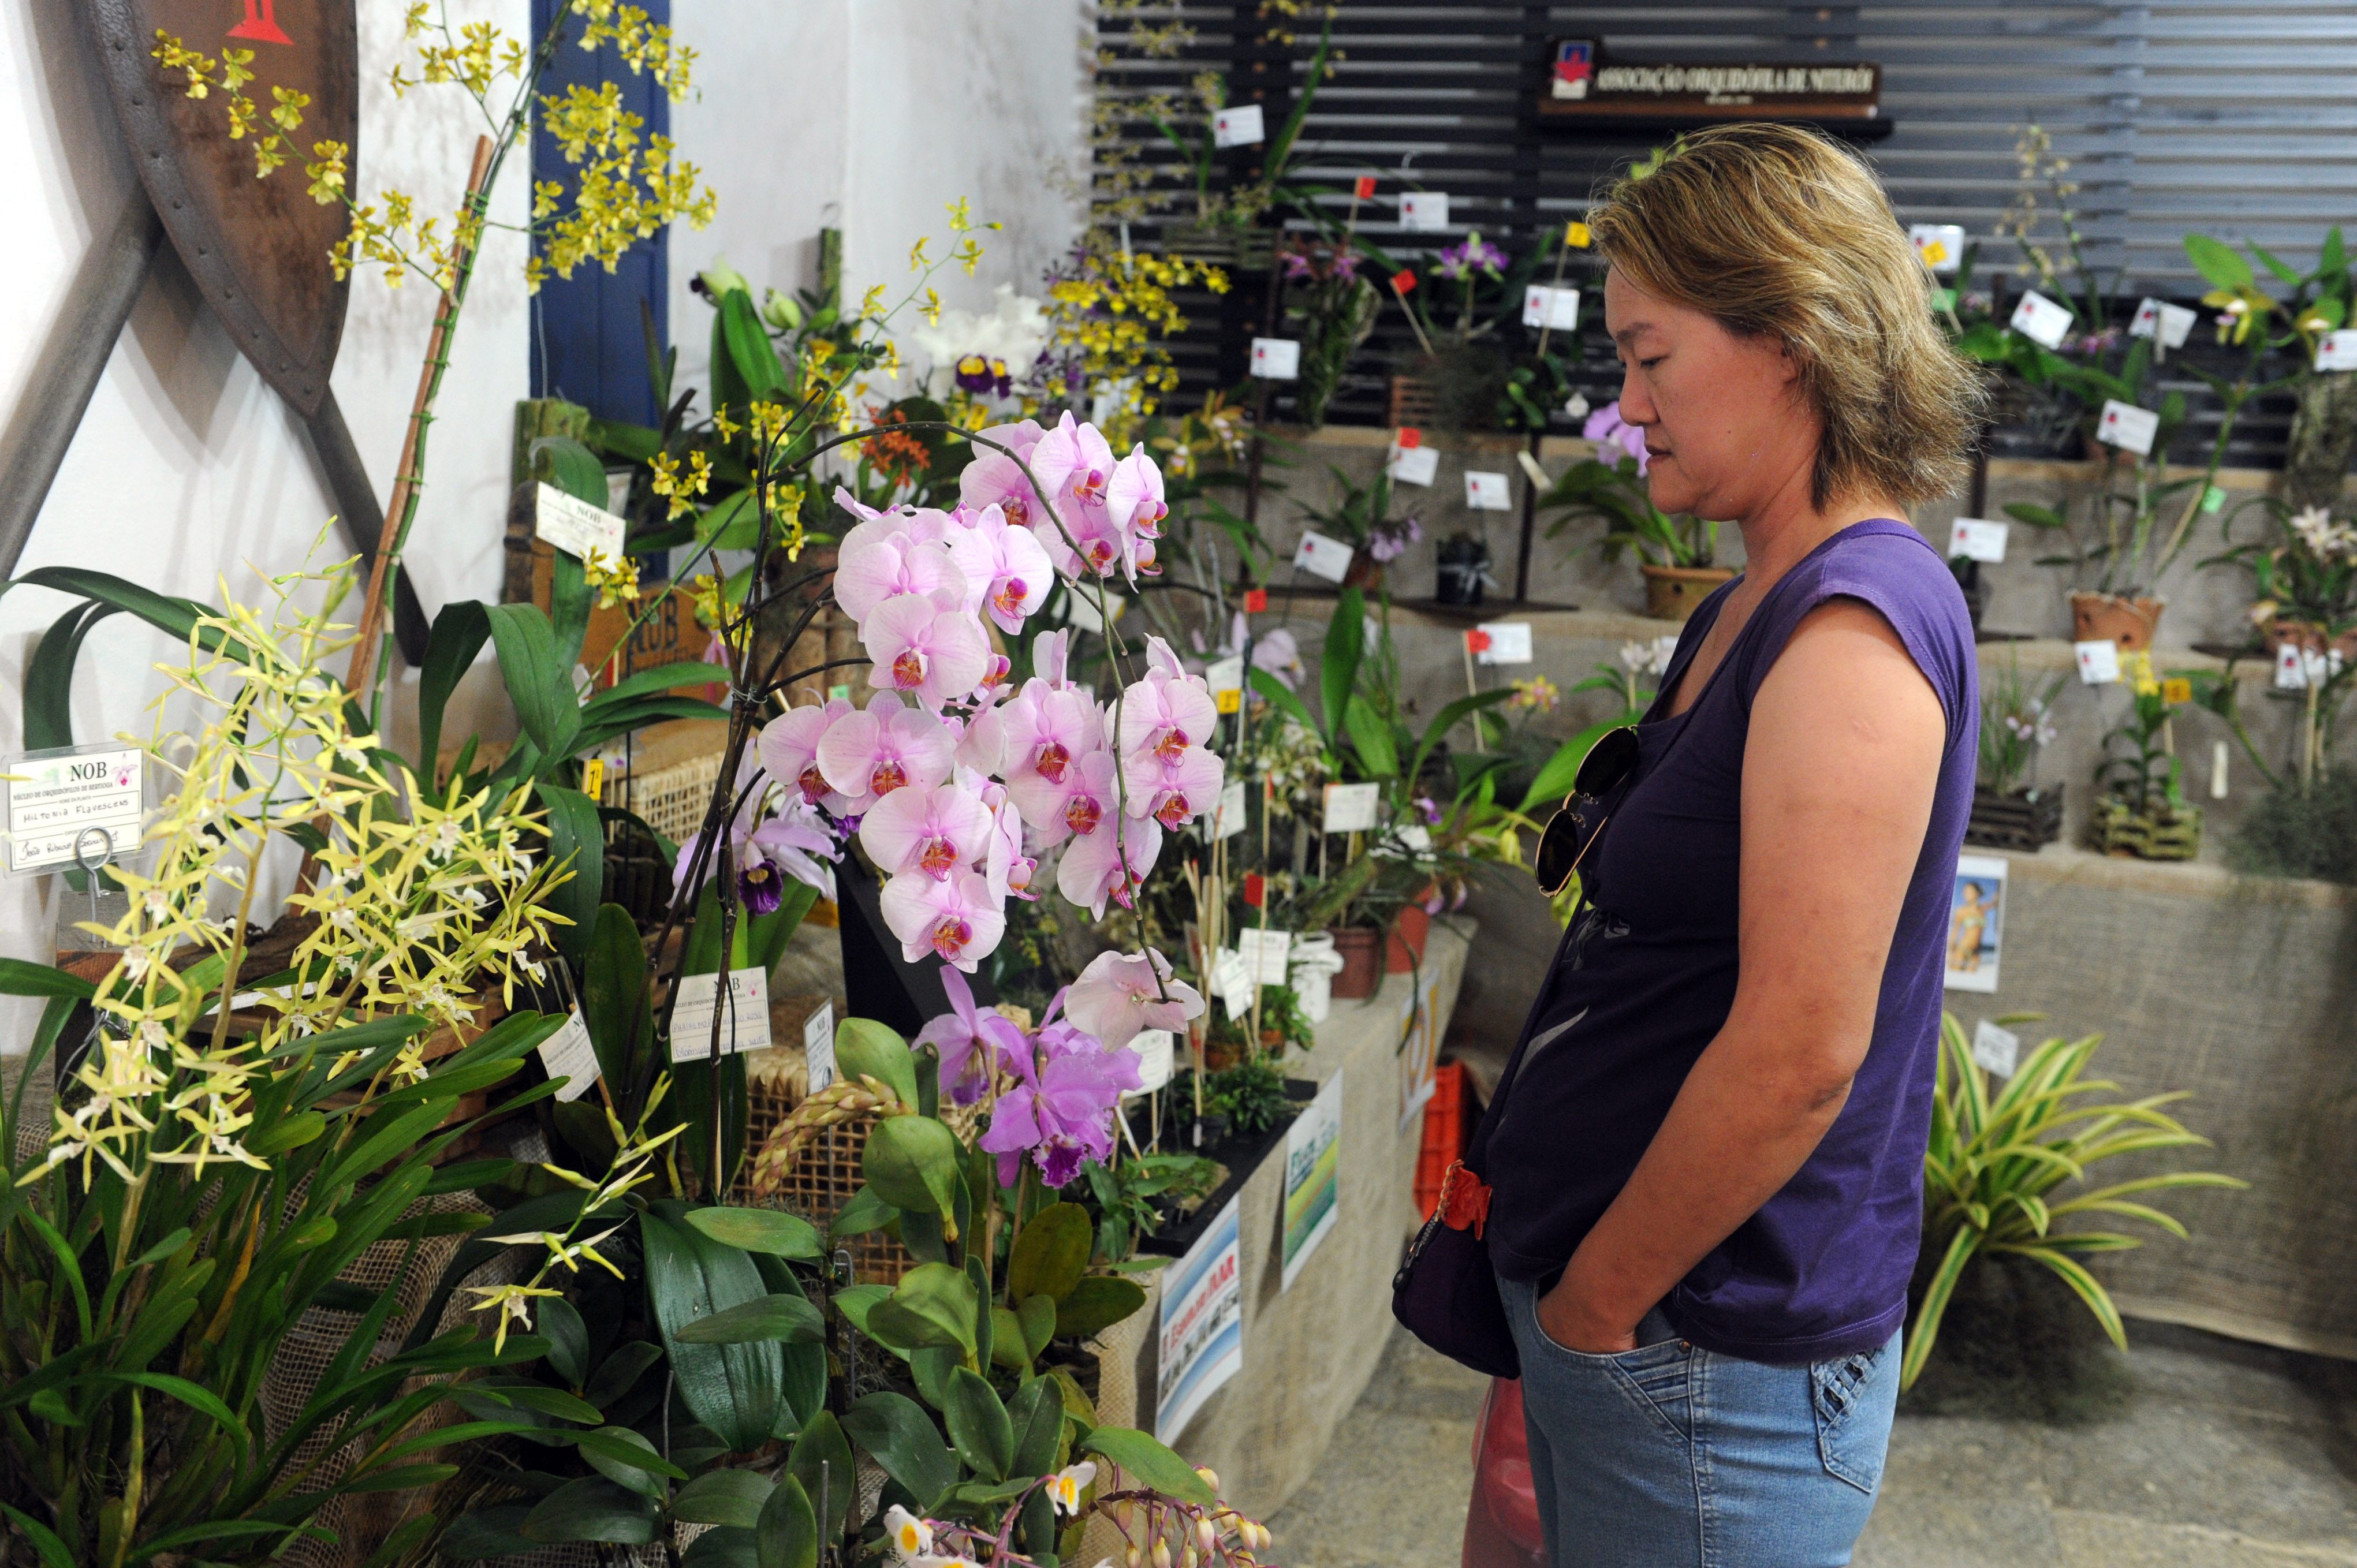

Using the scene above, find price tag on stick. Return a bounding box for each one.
[1249,338,1301,380]
[669,968,772,1061]
[2317,330,2357,372]
[2009,290,2075,350]
[535,482,627,562]
[1212,103,1265,147]
[3,745,145,875]
[803,1001,837,1091]
[1475,622,1533,664]
[1399,191,1450,232]
[2075,640,2122,685]
[1387,443,1439,486]
[1293,530,1355,583]
[1971,1020,2020,1078]
[1321,782,1382,835]
[2096,400,2160,457]
[1948,518,2009,563]
[1464,471,1513,511]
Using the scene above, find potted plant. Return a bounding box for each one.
[1968,655,2066,850]
[1435,530,1491,606]
[1538,400,1726,619]
[1282,240,1381,429]
[2091,654,2203,858]
[1297,464,1422,590]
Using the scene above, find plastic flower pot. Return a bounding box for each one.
[1327,925,1383,999]
[1642,564,1735,621]
[1386,903,1430,973]
[2069,592,2165,652]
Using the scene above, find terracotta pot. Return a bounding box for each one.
[1327,925,1382,1000]
[2266,617,2357,662]
[1642,564,1736,621]
[1344,550,1386,592]
[2069,592,2165,652]
[1385,903,1430,973]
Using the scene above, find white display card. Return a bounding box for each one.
[2095,400,2160,457]
[1321,781,1382,835]
[1972,1019,2021,1078]
[1060,585,1127,633]
[4,745,144,875]
[1212,103,1265,147]
[1521,285,1580,330]
[1204,655,1244,698]
[2274,644,2339,690]
[1249,337,1301,380]
[1398,822,1434,854]
[669,967,771,1062]
[1386,444,1439,487]
[1211,776,1248,839]
[1398,191,1450,232]
[538,1009,602,1102]
[1126,1029,1176,1096]
[1463,471,1514,511]
[2317,330,2357,372]
[2129,298,2196,349]
[803,1000,836,1092]
[2009,290,2075,350]
[1475,621,1534,665]
[1214,948,1254,1018]
[1293,530,1355,583]
[1238,927,1293,985]
[2074,639,2122,685]
[1948,517,2010,563]
[535,481,627,563]
[1909,223,1965,275]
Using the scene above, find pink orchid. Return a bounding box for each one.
[1034,628,1076,689]
[815,692,956,812]
[1064,946,1204,1052]
[995,683,1105,806]
[1113,648,1219,763]
[757,697,857,813]
[859,776,994,880]
[915,964,1027,1106]
[983,788,1038,902]
[1056,812,1162,919]
[1106,444,1169,540]
[946,504,1055,633]
[1121,742,1225,830]
[834,528,967,625]
[1008,745,1117,849]
[957,420,1047,532]
[743,798,841,904]
[862,592,991,710]
[1029,412,1116,511]
[879,867,1005,972]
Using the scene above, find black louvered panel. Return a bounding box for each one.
[1094,2,2357,467]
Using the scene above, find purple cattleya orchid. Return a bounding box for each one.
[915,964,1028,1106]
[1583,400,1650,475]
[672,759,842,908]
[1368,514,1423,563]
[978,990,1144,1186]
[1434,233,1507,281]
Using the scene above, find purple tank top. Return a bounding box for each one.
[1483,520,1978,1364]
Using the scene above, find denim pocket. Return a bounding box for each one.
[1810,1339,1893,1495]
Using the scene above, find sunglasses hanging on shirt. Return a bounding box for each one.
[1533,724,1641,897]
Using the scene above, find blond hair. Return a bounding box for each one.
[1587,123,1984,509]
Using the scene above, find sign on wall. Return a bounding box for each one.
[1541,40,1882,125]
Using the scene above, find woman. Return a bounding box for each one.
[1482,124,1983,1563]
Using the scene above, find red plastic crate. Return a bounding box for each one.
[1414,1062,1468,1218]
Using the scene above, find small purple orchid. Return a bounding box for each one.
[1434,233,1507,281]
[672,760,842,909]
[1368,514,1423,563]
[1584,400,1650,475]
[915,964,1028,1106]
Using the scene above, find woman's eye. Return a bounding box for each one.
[1640,356,1665,370]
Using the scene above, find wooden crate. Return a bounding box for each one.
[1965,783,2065,852]
[2091,798,2201,861]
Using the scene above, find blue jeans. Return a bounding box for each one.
[1498,1275,1898,1567]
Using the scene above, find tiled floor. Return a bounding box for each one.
[1267,1323,2357,1567]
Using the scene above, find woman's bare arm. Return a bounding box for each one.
[1536,599,1945,1353]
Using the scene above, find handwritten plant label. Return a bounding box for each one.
[1971,1019,2020,1078]
[2317,330,2357,372]
[2095,400,2160,457]
[1238,927,1293,985]
[803,1000,837,1092]
[1948,517,2009,563]
[4,745,144,873]
[1212,103,1265,147]
[539,1009,602,1102]
[1293,530,1355,583]
[1127,1028,1176,1096]
[1398,191,1450,232]
[2009,290,2074,350]
[535,481,627,563]
[1463,471,1514,511]
[1909,223,1964,275]
[669,968,771,1062]
[1214,948,1255,1018]
[1249,337,1301,380]
[1521,285,1580,329]
[2129,297,2196,349]
[2074,640,2122,685]
[1387,443,1439,486]
[1211,777,1248,839]
[1321,781,1382,835]
[1475,621,1534,664]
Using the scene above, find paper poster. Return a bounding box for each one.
[669,967,772,1061]
[2074,640,2121,685]
[1909,223,1965,275]
[1127,1029,1175,1096]
[1281,1072,1345,1291]
[1474,621,1533,664]
[538,1009,602,1102]
[803,1000,836,1092]
[535,481,627,563]
[2316,330,2357,372]
[2129,298,2196,349]
[1948,517,2009,563]
[1521,285,1580,330]
[1293,530,1355,583]
[1321,781,1381,835]
[1249,338,1301,380]
[1399,191,1450,232]
[1464,471,1514,511]
[1397,965,1442,1132]
[1944,854,2007,994]
[1386,443,1439,486]
[1212,103,1264,147]
[2096,400,2159,457]
[1971,1019,2020,1078]
[2009,290,2074,350]
[3,745,145,874]
[1156,1196,1244,1443]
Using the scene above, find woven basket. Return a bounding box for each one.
[602,740,728,848]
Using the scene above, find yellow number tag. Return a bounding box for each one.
[579,758,606,797]
[1564,221,1591,249]
[1215,687,1243,715]
[2161,678,2192,705]
[1920,239,1949,266]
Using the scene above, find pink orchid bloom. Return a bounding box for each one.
[976,417,1045,465]
[859,776,994,880]
[862,592,991,710]
[915,964,1028,1106]
[946,504,1055,632]
[757,697,857,813]
[1034,628,1076,689]
[879,867,1005,972]
[745,799,841,902]
[995,682,1105,800]
[1056,812,1162,919]
[815,692,956,811]
[1121,742,1225,830]
[983,789,1038,902]
[1029,412,1116,511]
[1113,652,1219,763]
[1106,444,1169,540]
[834,529,967,625]
[1008,743,1117,849]
[832,484,883,527]
[1064,947,1204,1052]
[957,450,1046,534]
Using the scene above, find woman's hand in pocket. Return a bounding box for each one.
[1536,1267,1640,1355]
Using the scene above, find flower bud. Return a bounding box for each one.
[1125,1549,1142,1568]
[1196,1517,1217,1554]
[1151,1538,1173,1568]
[1195,1466,1219,1492]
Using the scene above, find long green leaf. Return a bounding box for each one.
[539,783,603,962]
[1320,585,1364,739]
[486,603,581,763]
[643,1207,785,1453]
[1341,696,1398,778]
[1899,1224,1981,1389]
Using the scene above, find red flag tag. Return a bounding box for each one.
[1244,872,1266,908]
[1353,175,1377,199]
[1391,268,1418,294]
[1243,587,1269,613]
[1466,629,1493,654]
[1396,427,1422,450]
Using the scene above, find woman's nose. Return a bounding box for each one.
[1618,368,1655,425]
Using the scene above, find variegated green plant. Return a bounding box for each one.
[1905,1012,2246,1388]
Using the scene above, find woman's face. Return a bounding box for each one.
[1604,269,1819,523]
